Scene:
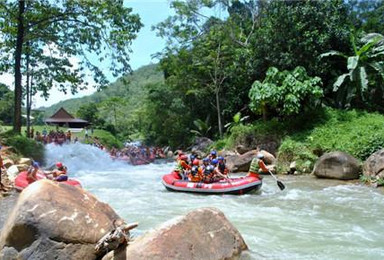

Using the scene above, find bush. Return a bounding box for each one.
[5,135,45,163]
[210,138,229,152]
[307,110,384,160]
[277,138,317,174]
[276,108,384,174]
[226,119,286,150]
[89,129,122,149]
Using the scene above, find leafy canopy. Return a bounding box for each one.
[249,66,323,117]
[321,32,384,109]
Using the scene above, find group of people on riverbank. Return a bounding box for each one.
[34,128,75,145]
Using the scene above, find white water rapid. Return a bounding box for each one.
[41,143,384,259]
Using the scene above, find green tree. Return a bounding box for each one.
[0,0,142,134]
[347,0,384,34]
[252,0,351,83]
[0,83,14,124]
[77,103,100,126]
[321,33,384,109]
[249,66,323,120]
[100,97,126,127]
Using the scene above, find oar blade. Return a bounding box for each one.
[277,180,285,190]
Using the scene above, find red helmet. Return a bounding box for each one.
[56,162,63,168]
[193,159,200,165]
[180,155,188,161]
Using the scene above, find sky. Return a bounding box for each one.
[0,0,173,108]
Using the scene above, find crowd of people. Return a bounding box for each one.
[172,150,269,183]
[110,145,166,165]
[28,126,105,148]
[32,128,76,145]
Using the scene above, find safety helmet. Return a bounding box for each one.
[180,155,188,161]
[33,161,39,168]
[193,159,200,166]
[256,153,264,159]
[190,154,196,160]
[203,158,209,162]
[191,165,199,174]
[56,162,63,168]
[211,159,218,165]
[210,150,217,155]
[218,156,224,161]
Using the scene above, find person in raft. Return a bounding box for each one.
[173,154,191,180]
[208,150,217,162]
[210,159,228,182]
[248,153,269,179]
[217,156,229,176]
[49,162,68,182]
[188,159,203,182]
[27,161,41,183]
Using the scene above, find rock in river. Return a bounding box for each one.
[103,207,248,260]
[0,179,121,260]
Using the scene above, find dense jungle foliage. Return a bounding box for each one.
[1,0,383,162]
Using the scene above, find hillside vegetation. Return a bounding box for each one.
[43,64,163,117]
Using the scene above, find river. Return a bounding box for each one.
[2,143,384,259]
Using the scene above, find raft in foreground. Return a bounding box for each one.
[162,173,262,195]
[14,171,82,191]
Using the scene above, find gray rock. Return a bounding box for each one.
[225,150,275,173]
[102,207,247,260]
[313,151,361,180]
[189,137,213,153]
[0,180,121,260]
[363,148,384,179]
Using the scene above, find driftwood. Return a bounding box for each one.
[95,219,138,255]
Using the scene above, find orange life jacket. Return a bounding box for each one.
[188,166,203,182]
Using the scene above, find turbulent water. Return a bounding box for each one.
[2,143,384,259]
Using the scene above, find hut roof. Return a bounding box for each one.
[44,107,89,125]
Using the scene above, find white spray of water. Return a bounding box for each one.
[44,143,128,173]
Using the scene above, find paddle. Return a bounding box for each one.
[268,170,285,191]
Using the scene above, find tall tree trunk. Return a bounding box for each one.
[26,42,30,138]
[262,102,268,121]
[215,89,223,138]
[13,0,25,134]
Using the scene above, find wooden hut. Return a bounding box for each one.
[44,107,89,128]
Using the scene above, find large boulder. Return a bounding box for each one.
[102,207,247,260]
[225,150,258,172]
[362,148,384,179]
[0,180,121,260]
[225,150,275,173]
[235,145,251,155]
[189,137,213,154]
[313,151,361,180]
